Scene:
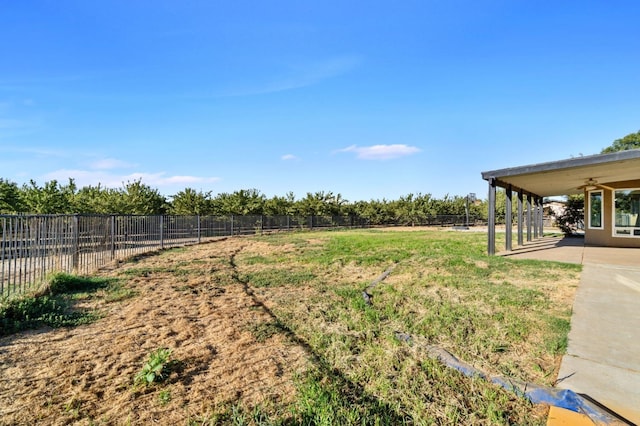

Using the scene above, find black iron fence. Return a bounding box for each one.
[0,213,486,299]
[0,214,371,298]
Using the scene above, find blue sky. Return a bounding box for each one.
[1,1,639,202]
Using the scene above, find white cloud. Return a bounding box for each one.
[122,172,221,186]
[43,169,221,191]
[90,158,137,170]
[336,144,421,160]
[281,154,298,161]
[43,169,114,186]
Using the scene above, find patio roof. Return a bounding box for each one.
[481,149,640,197]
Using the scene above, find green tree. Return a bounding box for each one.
[21,179,75,214]
[170,188,212,215]
[601,130,640,153]
[296,191,340,216]
[116,180,167,215]
[263,192,296,216]
[553,195,584,236]
[326,192,348,216]
[0,179,23,213]
[73,184,113,213]
[392,194,425,225]
[351,199,392,225]
[213,189,265,216]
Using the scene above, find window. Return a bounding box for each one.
[613,189,640,237]
[589,191,603,229]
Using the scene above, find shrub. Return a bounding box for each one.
[553,195,584,236]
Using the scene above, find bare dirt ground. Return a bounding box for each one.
[0,238,311,425]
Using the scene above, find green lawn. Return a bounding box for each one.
[229,228,580,425]
[1,228,580,425]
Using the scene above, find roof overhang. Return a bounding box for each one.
[481,149,640,197]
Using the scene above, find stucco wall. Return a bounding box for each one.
[585,179,640,248]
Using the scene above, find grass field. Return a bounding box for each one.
[0,228,581,425]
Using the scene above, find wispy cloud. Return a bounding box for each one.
[43,169,221,191]
[336,144,421,160]
[0,145,66,157]
[90,158,137,170]
[281,154,299,161]
[42,169,115,186]
[124,173,221,186]
[217,55,362,97]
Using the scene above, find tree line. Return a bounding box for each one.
[0,178,487,225]
[4,129,635,223]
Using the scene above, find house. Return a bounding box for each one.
[481,149,640,254]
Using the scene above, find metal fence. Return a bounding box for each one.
[0,213,491,299]
[0,214,369,299]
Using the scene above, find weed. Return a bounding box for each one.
[0,273,121,335]
[103,282,137,302]
[157,389,171,406]
[134,348,173,386]
[63,397,83,418]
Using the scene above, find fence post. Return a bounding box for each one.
[197,215,201,243]
[160,215,164,249]
[110,215,116,260]
[72,215,80,271]
[230,215,234,236]
[1,218,5,297]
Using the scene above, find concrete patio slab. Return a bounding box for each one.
[499,237,640,424]
[556,263,640,424]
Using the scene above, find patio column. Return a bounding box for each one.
[505,185,513,251]
[487,178,496,255]
[533,194,539,239]
[538,196,544,237]
[526,193,532,242]
[517,190,524,246]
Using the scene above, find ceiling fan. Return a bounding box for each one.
[576,178,614,191]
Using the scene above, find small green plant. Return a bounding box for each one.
[135,348,173,386]
[158,389,171,405]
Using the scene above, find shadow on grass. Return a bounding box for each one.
[229,247,411,425]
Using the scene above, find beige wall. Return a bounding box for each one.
[585,179,640,248]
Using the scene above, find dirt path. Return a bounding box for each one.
[0,238,309,425]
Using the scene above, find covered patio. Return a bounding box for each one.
[481,149,640,255]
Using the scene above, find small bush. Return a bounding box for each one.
[0,296,64,335]
[553,195,584,236]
